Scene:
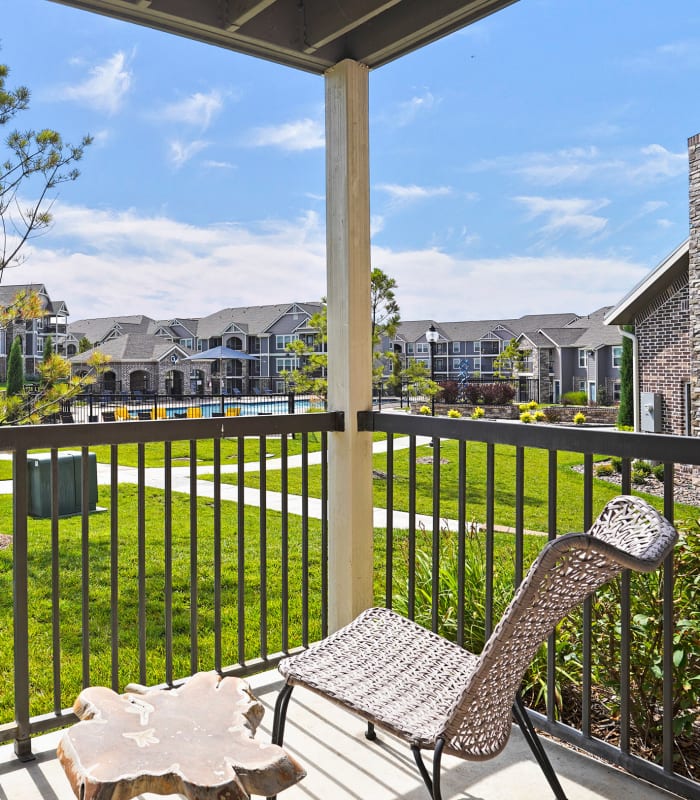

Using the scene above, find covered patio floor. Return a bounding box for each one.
[0,670,681,800]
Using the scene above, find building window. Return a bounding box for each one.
[473,341,481,354]
[481,339,500,355]
[613,381,621,402]
[275,334,296,350]
[452,341,460,353]
[612,345,622,368]
[180,338,193,349]
[416,342,429,354]
[276,357,299,373]
[452,358,462,370]
[578,349,586,368]
[578,380,586,392]
[406,343,414,354]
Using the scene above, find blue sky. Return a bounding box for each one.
[1,0,699,323]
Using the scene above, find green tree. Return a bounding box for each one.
[42,334,53,363]
[1,62,92,278]
[78,336,92,353]
[400,358,440,400]
[618,326,634,428]
[0,61,105,423]
[283,268,403,398]
[493,337,531,378]
[6,335,24,396]
[370,268,401,385]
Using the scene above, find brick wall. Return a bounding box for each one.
[637,279,690,435]
[689,132,700,437]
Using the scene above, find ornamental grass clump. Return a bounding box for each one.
[573,412,586,425]
[471,406,485,419]
[447,408,462,418]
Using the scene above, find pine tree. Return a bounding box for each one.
[6,336,24,396]
[617,326,634,428]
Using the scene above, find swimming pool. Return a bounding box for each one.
[163,398,314,418]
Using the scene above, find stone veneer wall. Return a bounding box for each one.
[636,278,690,436]
[690,132,700,439]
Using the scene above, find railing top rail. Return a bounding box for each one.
[0,411,343,451]
[363,410,700,466]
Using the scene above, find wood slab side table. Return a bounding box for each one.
[57,671,306,800]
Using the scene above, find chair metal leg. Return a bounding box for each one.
[512,694,568,800]
[266,684,295,800]
[271,683,294,745]
[411,739,443,800]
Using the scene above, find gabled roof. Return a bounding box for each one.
[48,0,518,76]
[196,302,323,339]
[539,307,622,349]
[70,334,193,363]
[68,315,158,344]
[0,283,51,312]
[604,240,689,327]
[399,313,580,343]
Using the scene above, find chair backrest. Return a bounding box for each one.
[441,495,678,759]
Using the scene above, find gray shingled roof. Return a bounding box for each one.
[70,334,193,363]
[398,312,580,343]
[0,283,51,311]
[540,307,622,348]
[196,302,323,339]
[68,315,158,343]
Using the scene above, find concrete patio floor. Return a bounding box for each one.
[0,671,681,800]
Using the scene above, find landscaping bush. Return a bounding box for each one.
[595,464,614,477]
[543,407,562,423]
[573,411,586,425]
[471,406,485,419]
[562,391,587,406]
[439,380,459,403]
[447,408,462,419]
[462,383,481,404]
[633,460,652,476]
[480,382,516,405]
[610,456,622,473]
[652,464,664,481]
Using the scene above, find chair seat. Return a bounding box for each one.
[279,607,479,749]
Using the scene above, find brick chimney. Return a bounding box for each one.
[689,133,700,437]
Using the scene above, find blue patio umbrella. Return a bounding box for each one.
[184,346,259,392]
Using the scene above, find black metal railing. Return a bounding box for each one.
[0,412,340,758]
[361,411,700,799]
[52,391,319,422]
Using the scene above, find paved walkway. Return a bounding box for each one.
[0,435,540,535]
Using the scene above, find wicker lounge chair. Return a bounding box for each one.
[269,495,678,800]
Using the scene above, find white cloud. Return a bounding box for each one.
[471,143,686,187]
[160,90,224,130]
[375,183,453,205]
[514,196,610,237]
[202,160,236,170]
[19,201,646,325]
[395,91,437,126]
[631,144,687,181]
[168,139,209,168]
[249,118,324,151]
[61,51,132,114]
[21,203,327,320]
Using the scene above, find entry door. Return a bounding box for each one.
[588,381,596,403]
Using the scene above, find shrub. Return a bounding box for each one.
[610,456,622,473]
[518,403,529,412]
[534,410,546,422]
[543,407,562,423]
[633,460,652,476]
[481,382,516,405]
[527,400,539,410]
[439,381,459,403]
[562,391,587,406]
[463,383,481,404]
[573,411,586,425]
[595,464,614,477]
[471,406,485,419]
[652,464,664,481]
[631,470,647,485]
[447,408,462,418]
[520,411,535,423]
[418,405,431,415]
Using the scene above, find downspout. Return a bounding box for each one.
[618,326,640,432]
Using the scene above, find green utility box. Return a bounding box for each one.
[27,451,98,518]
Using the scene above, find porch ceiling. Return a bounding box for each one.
[45,0,518,74]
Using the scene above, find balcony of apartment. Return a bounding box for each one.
[0,411,697,799]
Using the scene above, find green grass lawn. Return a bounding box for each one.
[214,439,699,534]
[0,484,326,723]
